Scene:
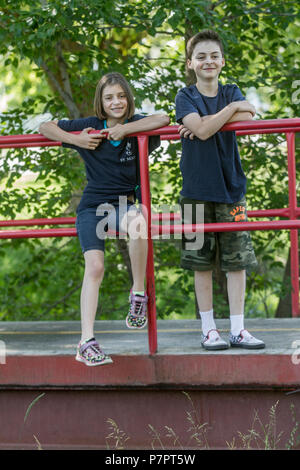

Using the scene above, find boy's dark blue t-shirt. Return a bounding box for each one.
[175,82,247,203]
[58,114,160,213]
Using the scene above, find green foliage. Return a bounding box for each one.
[0,0,299,320]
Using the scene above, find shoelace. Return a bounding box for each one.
[130,298,146,317]
[90,344,102,354]
[83,342,104,357]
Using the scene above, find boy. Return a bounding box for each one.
[175,29,265,350]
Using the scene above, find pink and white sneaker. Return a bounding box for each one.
[126,291,148,329]
[76,338,113,366]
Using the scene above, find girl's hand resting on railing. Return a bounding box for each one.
[75,128,103,150]
[99,124,126,141]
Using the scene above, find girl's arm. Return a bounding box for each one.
[103,114,170,141]
[39,121,103,150]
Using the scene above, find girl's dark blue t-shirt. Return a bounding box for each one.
[58,114,160,213]
[175,83,247,203]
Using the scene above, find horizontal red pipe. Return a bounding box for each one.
[236,127,300,136]
[1,126,300,148]
[1,219,299,239]
[0,141,62,148]
[1,207,299,228]
[1,208,298,228]
[152,219,300,236]
[1,128,299,148]
[0,227,77,239]
[0,217,76,227]
[151,208,296,220]
[1,119,300,149]
[225,118,300,131]
[0,130,106,144]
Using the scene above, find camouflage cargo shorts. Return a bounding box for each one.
[179,195,257,272]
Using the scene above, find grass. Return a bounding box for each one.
[21,391,300,450]
[104,393,299,451]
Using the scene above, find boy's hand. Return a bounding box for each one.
[101,124,126,141]
[75,128,103,149]
[178,124,195,140]
[232,101,256,117]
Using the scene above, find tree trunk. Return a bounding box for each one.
[275,242,300,318]
[275,249,292,318]
[116,239,133,286]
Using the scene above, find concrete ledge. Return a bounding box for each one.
[0,319,300,391]
[0,319,300,449]
[0,354,299,391]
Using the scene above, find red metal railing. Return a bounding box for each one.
[0,118,299,355]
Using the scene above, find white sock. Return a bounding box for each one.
[199,309,216,336]
[230,314,244,336]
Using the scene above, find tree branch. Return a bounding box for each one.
[40,55,81,119]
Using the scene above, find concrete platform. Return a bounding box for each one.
[0,319,300,450]
[1,317,300,356]
[0,318,300,390]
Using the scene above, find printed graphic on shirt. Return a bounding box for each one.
[120,142,136,162]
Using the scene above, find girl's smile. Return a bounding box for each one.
[102,84,128,124]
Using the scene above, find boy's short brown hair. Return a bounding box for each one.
[94,72,135,120]
[186,29,224,60]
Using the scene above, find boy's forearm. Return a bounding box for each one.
[183,103,238,141]
[122,114,170,135]
[227,111,254,123]
[202,111,253,124]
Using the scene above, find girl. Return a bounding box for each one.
[39,72,169,366]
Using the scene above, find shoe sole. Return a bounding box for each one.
[75,354,113,366]
[230,343,265,349]
[201,342,229,351]
[125,317,148,330]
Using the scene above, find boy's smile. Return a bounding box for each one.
[188,41,225,86]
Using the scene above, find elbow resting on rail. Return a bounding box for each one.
[159,114,171,127]
[197,131,211,141]
[39,121,57,135]
[39,122,46,134]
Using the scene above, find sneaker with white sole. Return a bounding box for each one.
[201,329,229,350]
[229,329,265,349]
[76,338,113,366]
[126,291,148,329]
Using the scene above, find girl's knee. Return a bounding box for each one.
[84,256,105,280]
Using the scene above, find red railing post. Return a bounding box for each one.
[137,135,157,354]
[286,132,300,316]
